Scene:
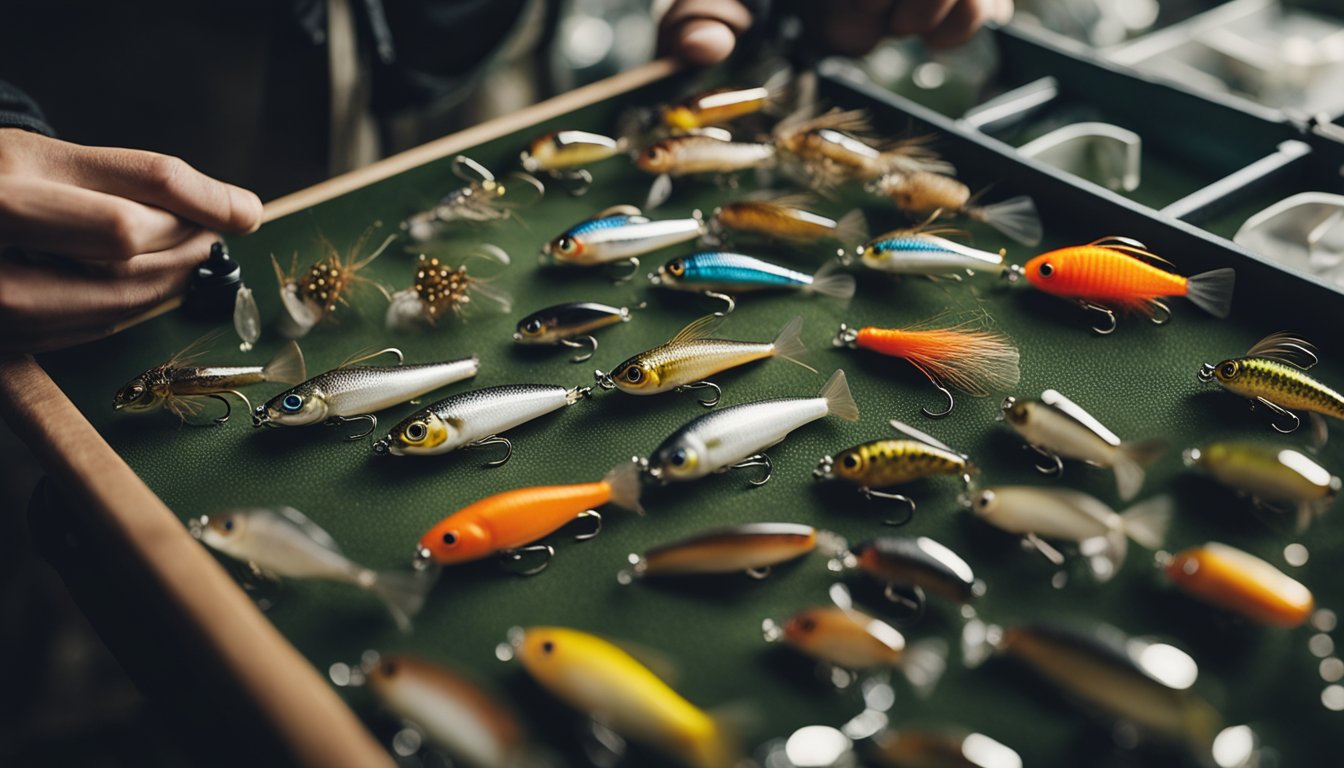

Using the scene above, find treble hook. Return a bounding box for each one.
[1079,302,1117,335]
[470,435,513,467]
[1148,299,1171,326]
[329,413,378,441]
[571,510,602,542]
[860,488,915,526]
[1254,396,1301,434]
[560,335,598,363]
[909,363,955,418]
[703,291,736,316]
[677,380,722,408]
[1026,444,1064,476]
[882,583,928,623]
[729,453,773,487]
[499,544,554,576]
[609,258,640,284]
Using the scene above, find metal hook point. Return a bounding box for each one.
[1149,299,1171,326]
[329,413,379,441]
[729,454,773,487]
[677,380,722,408]
[920,383,955,419]
[560,335,598,363]
[1080,302,1117,335]
[703,291,736,316]
[861,488,916,526]
[610,258,640,284]
[1256,397,1301,434]
[471,435,514,467]
[572,510,602,542]
[500,544,555,576]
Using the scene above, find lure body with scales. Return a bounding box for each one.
[836,322,1020,409]
[513,302,633,346]
[1183,441,1340,528]
[113,340,307,416]
[773,109,953,180]
[714,198,867,246]
[542,206,706,266]
[377,384,589,457]
[817,438,973,489]
[1200,333,1344,437]
[647,370,860,482]
[652,252,855,301]
[858,230,1011,278]
[1166,542,1314,627]
[254,356,480,427]
[625,523,820,579]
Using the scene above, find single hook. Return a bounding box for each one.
[882,583,928,623]
[676,380,722,408]
[470,435,514,467]
[609,258,640,284]
[729,453,773,487]
[703,290,736,316]
[452,155,495,184]
[560,335,598,363]
[1254,396,1301,434]
[1026,444,1064,476]
[1079,302,1117,335]
[499,544,555,576]
[909,363,955,418]
[1148,299,1171,326]
[571,510,602,542]
[205,393,233,426]
[499,172,546,208]
[551,168,593,197]
[860,488,916,526]
[745,566,772,580]
[329,413,379,441]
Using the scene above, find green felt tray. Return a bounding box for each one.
[38,64,1344,767]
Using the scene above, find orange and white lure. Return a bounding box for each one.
[1165,542,1314,627]
[833,317,1020,417]
[414,462,643,574]
[1024,237,1236,334]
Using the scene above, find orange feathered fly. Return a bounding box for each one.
[834,315,1021,418]
[1023,237,1235,334]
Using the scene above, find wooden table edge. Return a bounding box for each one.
[0,58,683,768]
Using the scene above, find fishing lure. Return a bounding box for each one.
[856,227,1020,281]
[414,462,643,575]
[774,109,954,185]
[999,389,1167,501]
[660,76,787,132]
[1198,332,1344,441]
[868,726,1021,768]
[595,314,809,407]
[373,384,591,464]
[190,507,430,631]
[762,585,946,693]
[967,486,1172,582]
[637,133,777,209]
[814,420,977,523]
[539,205,706,279]
[252,350,479,440]
[506,626,738,768]
[386,250,513,332]
[644,369,860,486]
[650,252,855,315]
[870,173,1042,246]
[967,623,1221,756]
[619,523,825,583]
[834,318,1020,418]
[521,130,627,193]
[114,337,306,425]
[365,655,531,768]
[826,536,986,614]
[273,225,394,339]
[1183,441,1340,530]
[513,301,638,363]
[1165,542,1315,627]
[1025,237,1236,333]
[401,155,544,242]
[712,194,868,247]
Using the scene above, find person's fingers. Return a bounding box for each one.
[83,229,215,279]
[818,0,891,56]
[922,0,994,48]
[0,174,199,260]
[658,0,753,64]
[674,18,739,66]
[888,0,958,37]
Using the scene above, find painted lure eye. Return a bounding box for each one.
[441,532,458,546]
[667,259,685,278]
[281,394,304,412]
[1220,362,1238,378]
[841,454,861,470]
[670,448,688,467]
[556,237,577,254]
[405,422,428,442]
[625,367,644,384]
[1037,262,1054,278]
[523,319,543,334]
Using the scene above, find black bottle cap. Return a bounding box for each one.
[186,241,245,319]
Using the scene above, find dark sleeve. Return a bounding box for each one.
[0,79,54,137]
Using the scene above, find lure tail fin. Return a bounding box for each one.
[819,369,860,422]
[770,315,814,372]
[262,341,308,385]
[1185,268,1236,319]
[1113,438,1168,501]
[900,637,949,698]
[833,209,869,247]
[604,461,645,515]
[807,261,857,302]
[1080,532,1127,583]
[971,195,1042,246]
[366,567,436,633]
[1119,494,1174,550]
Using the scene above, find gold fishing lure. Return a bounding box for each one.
[385,250,512,332]
[713,194,867,247]
[774,109,951,184]
[1199,332,1344,440]
[660,78,786,132]
[274,225,394,339]
[815,420,975,523]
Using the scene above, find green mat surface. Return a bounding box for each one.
[39,68,1344,767]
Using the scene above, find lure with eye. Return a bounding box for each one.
[595,313,811,405]
[252,351,479,441]
[856,227,1018,281]
[513,301,638,363]
[402,155,545,242]
[619,523,822,583]
[539,205,707,278]
[814,420,977,522]
[374,383,591,464]
[113,336,307,426]
[636,133,777,209]
[386,250,513,332]
[660,74,789,132]
[833,316,1020,419]
[1165,542,1315,627]
[413,462,643,575]
[650,252,854,315]
[190,507,432,631]
[1024,237,1236,333]
[869,172,1042,246]
[521,130,627,195]
[1183,441,1340,531]
[1197,332,1344,442]
[773,108,954,186]
[273,224,395,340]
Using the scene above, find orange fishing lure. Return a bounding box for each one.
[1165,542,1314,627]
[834,317,1020,417]
[416,463,643,572]
[1024,237,1235,333]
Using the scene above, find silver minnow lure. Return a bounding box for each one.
[967,486,1173,582]
[540,205,706,268]
[373,383,592,461]
[191,507,432,631]
[858,229,1020,281]
[645,369,859,485]
[252,350,479,440]
[999,389,1168,501]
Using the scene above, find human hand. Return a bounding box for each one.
[658,0,754,67]
[0,128,263,353]
[805,0,1014,56]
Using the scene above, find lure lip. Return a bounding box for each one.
[1196,362,1216,383]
